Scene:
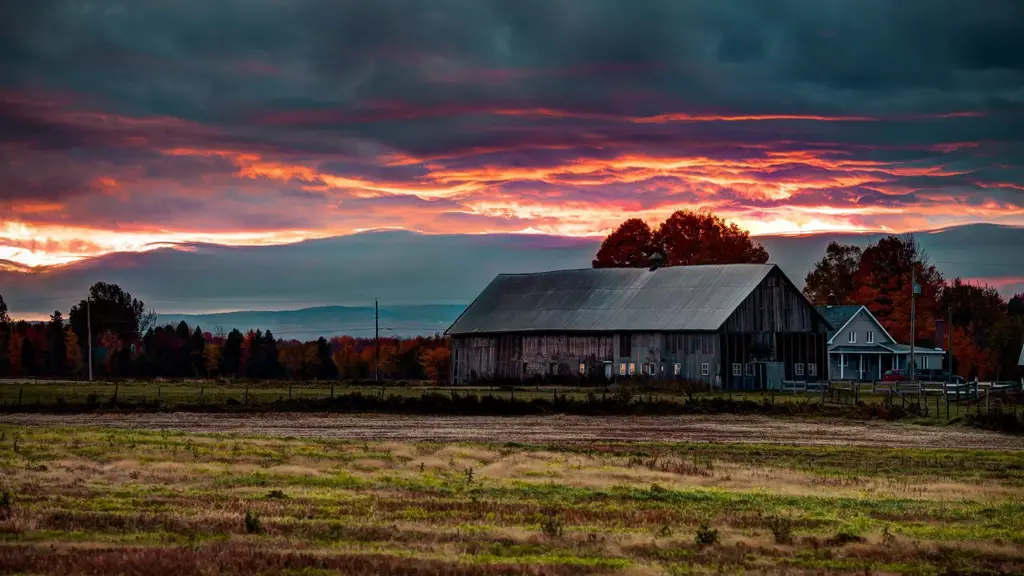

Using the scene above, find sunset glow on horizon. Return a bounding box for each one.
[2,1,1022,271]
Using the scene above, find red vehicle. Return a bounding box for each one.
[881,369,910,382]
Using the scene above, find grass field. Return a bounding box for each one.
[0,423,1022,574]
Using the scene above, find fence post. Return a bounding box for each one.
[289,383,293,401]
[18,387,23,405]
[200,386,204,404]
[114,381,119,403]
[244,385,249,405]
[330,382,334,400]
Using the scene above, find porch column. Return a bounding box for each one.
[840,353,845,379]
[878,353,882,380]
[859,354,863,380]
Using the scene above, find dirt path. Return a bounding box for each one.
[3,413,1022,450]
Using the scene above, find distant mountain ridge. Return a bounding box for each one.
[3,225,1022,329]
[157,304,465,341]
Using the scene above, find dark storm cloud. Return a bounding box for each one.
[0,0,1022,267]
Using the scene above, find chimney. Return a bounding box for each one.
[648,252,664,271]
[826,292,838,307]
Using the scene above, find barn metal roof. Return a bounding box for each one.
[446,264,780,335]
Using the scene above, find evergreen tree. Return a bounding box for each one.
[20,337,36,377]
[263,330,282,379]
[46,311,68,376]
[191,326,206,376]
[316,337,337,379]
[175,321,192,377]
[221,329,244,377]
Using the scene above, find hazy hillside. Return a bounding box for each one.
[157,305,465,340]
[3,225,1022,325]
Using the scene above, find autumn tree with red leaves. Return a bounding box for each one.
[593,210,768,269]
[805,235,1024,380]
[592,218,656,268]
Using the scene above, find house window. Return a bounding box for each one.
[674,363,681,376]
[579,363,586,376]
[732,363,742,377]
[619,363,627,376]
[700,363,709,376]
[745,363,754,377]
[807,363,817,377]
[848,331,857,344]
[795,363,804,377]
[866,331,874,344]
[628,362,636,376]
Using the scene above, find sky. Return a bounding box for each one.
[2,0,1023,270]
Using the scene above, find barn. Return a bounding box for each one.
[446,264,832,389]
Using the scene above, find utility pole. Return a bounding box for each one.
[87,297,93,382]
[910,265,917,386]
[947,306,952,385]
[374,299,379,382]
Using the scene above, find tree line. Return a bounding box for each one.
[596,209,1024,380]
[0,284,450,382]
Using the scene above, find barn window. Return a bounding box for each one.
[848,331,857,344]
[619,334,632,357]
[549,362,557,375]
[807,363,817,376]
[700,363,709,376]
[579,363,586,376]
[732,363,742,376]
[745,363,754,377]
[674,363,681,376]
[628,363,636,376]
[795,363,804,376]
[619,363,627,376]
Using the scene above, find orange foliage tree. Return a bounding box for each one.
[420,347,451,383]
[593,210,768,269]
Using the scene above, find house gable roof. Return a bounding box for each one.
[816,304,897,345]
[1019,341,1024,366]
[447,264,795,335]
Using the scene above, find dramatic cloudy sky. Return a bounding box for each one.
[2,0,1023,270]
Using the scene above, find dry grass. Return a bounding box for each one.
[0,423,1021,575]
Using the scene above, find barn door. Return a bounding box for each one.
[766,362,784,391]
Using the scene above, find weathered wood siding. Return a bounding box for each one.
[722,267,830,334]
[452,333,615,383]
[451,331,719,384]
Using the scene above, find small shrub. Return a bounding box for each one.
[540,512,564,538]
[768,516,794,544]
[882,525,896,547]
[695,520,719,547]
[826,531,864,546]
[266,489,287,499]
[464,467,474,484]
[244,510,261,534]
[129,470,140,480]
